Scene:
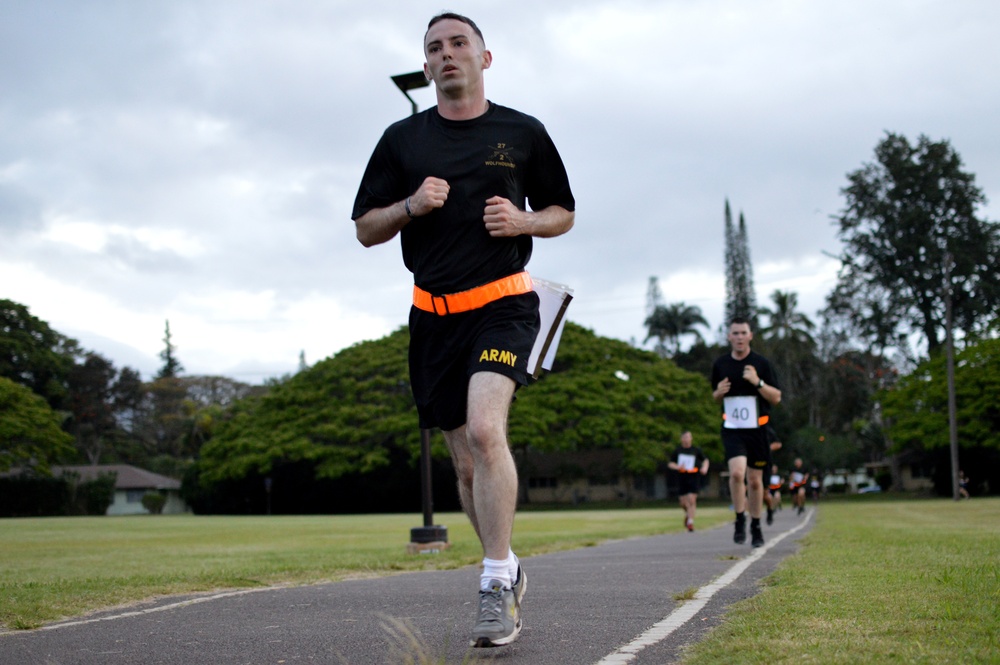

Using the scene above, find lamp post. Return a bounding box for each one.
[391,71,430,116]
[392,70,448,551]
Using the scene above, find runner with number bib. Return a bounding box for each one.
[711,317,782,548]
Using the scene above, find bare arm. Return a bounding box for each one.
[354,177,450,248]
[741,365,782,407]
[483,197,574,238]
[712,377,731,404]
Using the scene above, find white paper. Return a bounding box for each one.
[723,395,759,429]
[528,277,574,378]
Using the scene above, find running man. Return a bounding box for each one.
[667,431,710,531]
[352,13,575,647]
[788,458,809,515]
[711,317,782,548]
[765,463,783,524]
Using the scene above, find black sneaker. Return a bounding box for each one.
[751,523,764,548]
[733,513,746,544]
[766,508,774,525]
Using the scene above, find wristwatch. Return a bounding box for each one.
[757,379,766,389]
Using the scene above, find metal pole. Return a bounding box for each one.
[420,428,433,527]
[944,253,960,501]
[391,71,447,549]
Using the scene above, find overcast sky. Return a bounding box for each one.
[2,0,998,383]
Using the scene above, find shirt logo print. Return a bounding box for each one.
[485,143,516,169]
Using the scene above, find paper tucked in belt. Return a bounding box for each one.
[528,277,574,378]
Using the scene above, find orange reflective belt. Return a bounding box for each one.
[413,272,532,315]
[721,413,770,426]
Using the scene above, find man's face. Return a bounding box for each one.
[423,19,491,95]
[680,432,692,448]
[727,323,753,354]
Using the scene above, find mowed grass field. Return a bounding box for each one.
[1,498,997,663]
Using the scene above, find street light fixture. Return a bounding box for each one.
[391,71,430,116]
[392,70,448,552]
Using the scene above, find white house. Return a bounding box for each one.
[54,465,188,515]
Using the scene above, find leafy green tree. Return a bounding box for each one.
[197,327,417,484]
[66,353,119,464]
[0,377,75,473]
[195,323,723,495]
[757,290,820,433]
[880,337,1000,451]
[510,323,721,479]
[0,299,79,410]
[828,132,1000,355]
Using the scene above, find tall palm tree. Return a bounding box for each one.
[644,302,709,358]
[758,290,816,344]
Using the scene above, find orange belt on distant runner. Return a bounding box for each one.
[413,272,533,315]
[721,413,770,426]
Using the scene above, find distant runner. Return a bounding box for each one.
[668,431,710,531]
[711,317,782,548]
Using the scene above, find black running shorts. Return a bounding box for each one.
[677,473,701,496]
[722,428,770,470]
[408,291,540,431]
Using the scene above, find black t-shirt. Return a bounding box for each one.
[710,350,779,430]
[352,103,575,294]
[671,445,706,473]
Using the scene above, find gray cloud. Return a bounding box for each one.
[2,0,998,382]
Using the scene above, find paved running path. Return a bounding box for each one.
[0,507,814,665]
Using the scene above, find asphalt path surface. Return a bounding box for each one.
[1,506,815,665]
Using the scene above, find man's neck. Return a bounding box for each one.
[731,347,751,361]
[436,94,489,121]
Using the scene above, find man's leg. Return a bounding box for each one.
[463,371,518,561]
[728,456,748,544]
[446,372,523,648]
[728,456,747,514]
[443,424,480,539]
[747,469,765,519]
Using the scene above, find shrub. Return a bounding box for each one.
[141,492,167,515]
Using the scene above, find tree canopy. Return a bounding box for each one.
[0,298,79,410]
[0,377,75,473]
[828,132,1000,355]
[196,322,724,487]
[880,337,1000,452]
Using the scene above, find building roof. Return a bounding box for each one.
[52,465,182,491]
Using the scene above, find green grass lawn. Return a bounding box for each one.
[682,496,1000,664]
[1,498,997,664]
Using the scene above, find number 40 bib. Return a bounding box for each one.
[723,395,759,429]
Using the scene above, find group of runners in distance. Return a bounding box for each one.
[670,318,814,543]
[352,11,809,650]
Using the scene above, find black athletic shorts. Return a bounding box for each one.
[677,473,701,496]
[722,428,770,470]
[408,290,540,431]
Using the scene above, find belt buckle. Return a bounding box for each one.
[432,295,449,315]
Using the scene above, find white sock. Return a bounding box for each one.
[481,558,512,591]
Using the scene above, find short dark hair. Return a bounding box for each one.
[729,317,753,330]
[426,12,485,46]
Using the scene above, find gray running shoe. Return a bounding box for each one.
[511,564,527,605]
[471,579,522,648]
